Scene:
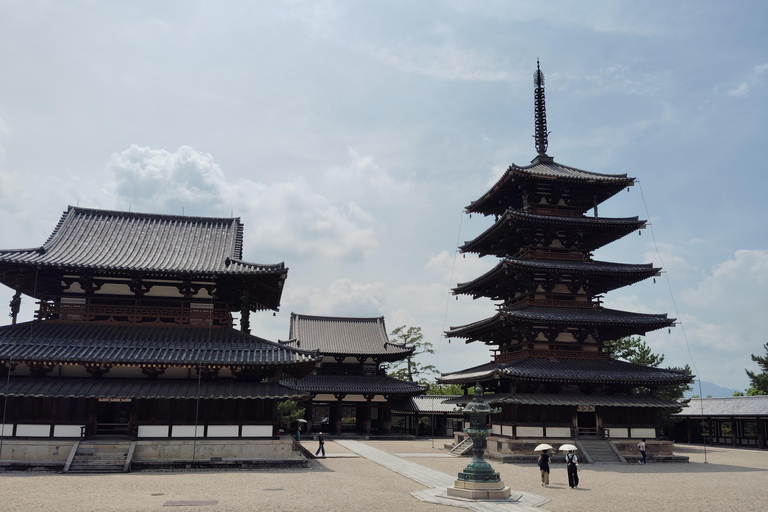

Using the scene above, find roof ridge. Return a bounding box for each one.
[66,205,243,224]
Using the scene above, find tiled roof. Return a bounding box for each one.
[460,208,644,256]
[443,393,680,408]
[447,307,673,339]
[0,206,284,276]
[283,314,413,358]
[466,161,633,215]
[2,377,305,399]
[438,358,692,386]
[512,161,631,181]
[454,258,659,297]
[0,321,319,368]
[280,374,424,395]
[392,395,463,414]
[674,396,768,417]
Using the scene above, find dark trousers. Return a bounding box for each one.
[567,464,579,487]
[315,443,325,456]
[640,450,646,464]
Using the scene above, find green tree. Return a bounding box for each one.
[605,336,665,367]
[426,382,465,395]
[745,343,768,395]
[276,399,305,430]
[386,326,436,383]
[605,336,692,402]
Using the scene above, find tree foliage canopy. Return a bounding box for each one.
[745,343,768,396]
[276,399,305,429]
[386,325,437,384]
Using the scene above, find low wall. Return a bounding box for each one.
[0,440,75,470]
[134,437,301,463]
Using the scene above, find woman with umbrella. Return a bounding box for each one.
[560,444,580,489]
[534,444,553,487]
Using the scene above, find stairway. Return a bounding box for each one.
[66,440,135,473]
[449,436,474,456]
[578,440,623,464]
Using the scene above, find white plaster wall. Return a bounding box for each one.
[501,425,514,437]
[53,425,84,437]
[517,426,544,437]
[171,426,204,438]
[631,428,656,439]
[16,424,51,437]
[138,425,170,438]
[241,425,272,437]
[546,427,571,438]
[207,426,239,438]
[492,424,502,435]
[608,427,629,438]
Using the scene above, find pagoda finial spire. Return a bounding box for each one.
[533,59,549,157]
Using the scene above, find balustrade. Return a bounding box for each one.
[35,301,233,327]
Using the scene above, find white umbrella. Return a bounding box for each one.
[534,443,554,451]
[559,444,578,452]
[297,419,308,423]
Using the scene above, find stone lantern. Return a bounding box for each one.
[447,383,511,500]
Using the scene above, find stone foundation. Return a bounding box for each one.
[447,479,511,500]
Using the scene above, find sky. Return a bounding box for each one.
[0,1,766,392]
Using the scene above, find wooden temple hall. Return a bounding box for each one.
[0,207,321,458]
[279,314,424,435]
[438,62,693,456]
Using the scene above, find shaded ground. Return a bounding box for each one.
[0,440,766,512]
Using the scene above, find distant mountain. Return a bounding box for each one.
[684,381,739,398]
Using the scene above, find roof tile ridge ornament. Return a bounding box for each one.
[532,59,554,165]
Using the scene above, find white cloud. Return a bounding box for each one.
[321,147,414,205]
[728,83,749,97]
[107,145,380,262]
[426,250,496,285]
[680,250,768,310]
[755,63,768,74]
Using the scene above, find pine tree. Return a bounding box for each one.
[745,343,768,395]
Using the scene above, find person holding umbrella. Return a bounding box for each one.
[559,444,580,489]
[534,444,553,487]
[296,419,307,442]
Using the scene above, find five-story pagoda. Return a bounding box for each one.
[439,63,692,457]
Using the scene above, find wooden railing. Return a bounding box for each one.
[526,206,584,218]
[515,248,587,261]
[494,348,609,363]
[506,294,597,309]
[35,302,233,327]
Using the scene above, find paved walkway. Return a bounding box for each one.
[334,441,550,512]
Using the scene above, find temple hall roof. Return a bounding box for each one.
[2,377,306,400]
[453,257,660,298]
[442,392,681,408]
[466,160,634,216]
[282,313,414,360]
[0,206,282,276]
[446,306,674,342]
[459,208,645,256]
[0,321,319,375]
[392,395,463,414]
[437,357,692,386]
[280,374,424,396]
[674,396,768,418]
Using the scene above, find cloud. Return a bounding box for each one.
[426,250,496,285]
[754,63,768,74]
[728,83,749,97]
[105,145,380,262]
[680,250,768,310]
[321,147,414,205]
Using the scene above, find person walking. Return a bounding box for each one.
[538,449,550,487]
[565,450,579,488]
[637,439,647,464]
[315,432,325,457]
[296,423,301,442]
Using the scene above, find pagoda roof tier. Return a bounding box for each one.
[437,357,692,386]
[281,313,414,361]
[466,159,634,217]
[0,321,319,377]
[0,206,287,310]
[446,306,674,343]
[460,208,645,257]
[453,258,660,299]
[280,374,424,396]
[2,377,306,400]
[442,392,682,408]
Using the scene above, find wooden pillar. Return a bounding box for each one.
[381,403,392,434]
[731,417,737,447]
[304,401,313,435]
[332,395,344,434]
[363,396,373,435]
[757,419,765,449]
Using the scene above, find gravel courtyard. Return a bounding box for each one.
[1,441,766,512]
